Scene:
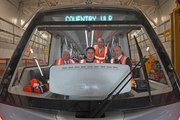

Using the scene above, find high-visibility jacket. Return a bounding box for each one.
[111,55,133,77]
[56,58,75,65]
[94,45,108,63]
[110,55,127,64]
[79,59,100,63]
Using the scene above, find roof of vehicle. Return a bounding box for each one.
[38,4,141,14]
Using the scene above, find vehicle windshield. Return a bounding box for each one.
[8,24,172,100]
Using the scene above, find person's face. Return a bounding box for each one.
[113,46,122,59]
[62,51,70,61]
[97,40,104,48]
[86,49,95,60]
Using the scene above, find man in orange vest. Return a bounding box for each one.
[94,37,110,63]
[79,47,100,63]
[56,51,75,65]
[110,45,131,68]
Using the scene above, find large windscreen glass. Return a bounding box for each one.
[9,24,172,101]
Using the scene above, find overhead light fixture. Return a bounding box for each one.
[90,30,94,47]
[85,30,89,47]
[146,47,149,52]
[30,47,34,54]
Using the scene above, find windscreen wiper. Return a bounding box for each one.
[76,58,146,118]
[133,35,152,103]
[76,36,152,118]
[91,36,153,118]
[90,37,152,118]
[90,60,143,118]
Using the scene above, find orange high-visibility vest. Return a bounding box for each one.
[94,45,108,63]
[110,55,127,64]
[56,58,75,65]
[111,55,133,77]
[79,59,99,63]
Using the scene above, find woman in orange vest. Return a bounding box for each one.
[110,45,131,68]
[94,37,109,63]
[79,47,100,63]
[56,51,75,65]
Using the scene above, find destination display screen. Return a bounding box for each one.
[64,15,113,22]
[42,11,138,22]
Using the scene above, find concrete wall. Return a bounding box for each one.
[158,0,175,60]
[0,0,20,25]
[0,0,176,59]
[146,0,176,60]
[158,0,176,24]
[0,0,23,58]
[149,0,176,28]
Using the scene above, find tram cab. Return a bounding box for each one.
[0,4,180,120]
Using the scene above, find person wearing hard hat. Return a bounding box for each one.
[79,47,100,63]
[94,37,110,63]
[55,50,75,65]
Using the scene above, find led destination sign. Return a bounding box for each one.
[43,12,138,22]
[65,15,113,22]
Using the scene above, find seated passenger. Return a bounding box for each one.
[110,45,132,68]
[79,47,100,63]
[56,51,75,65]
[94,37,110,63]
